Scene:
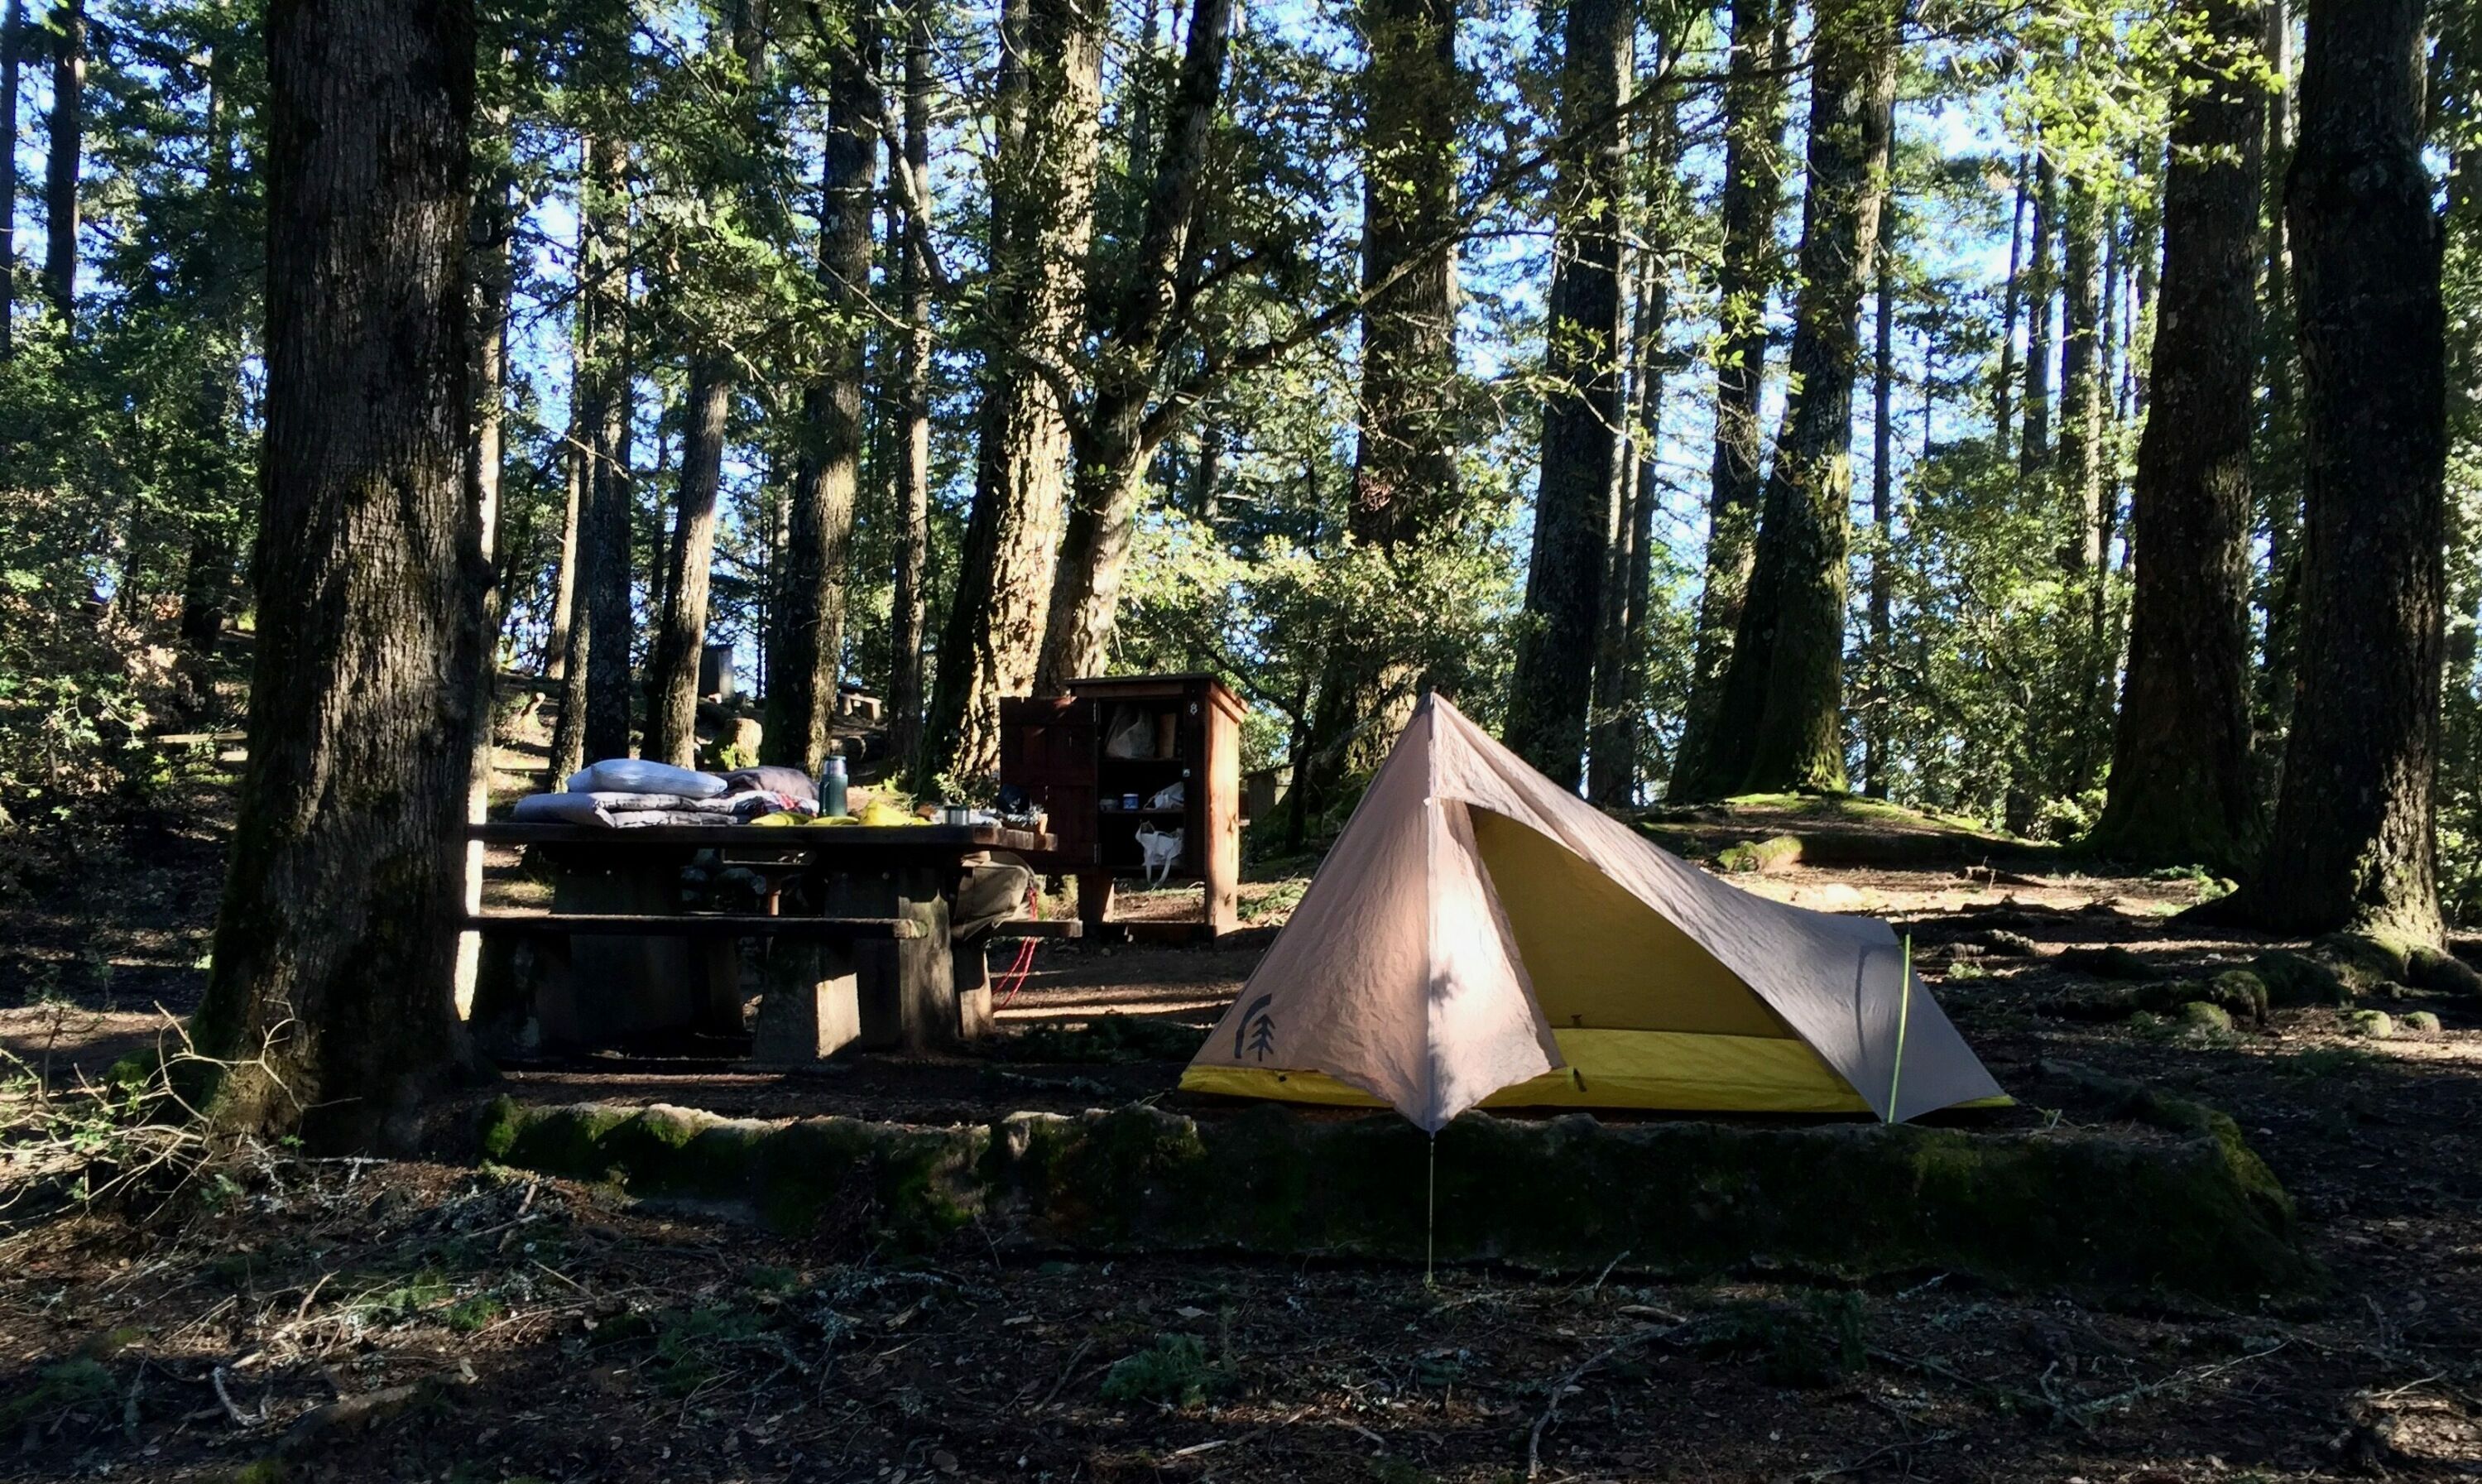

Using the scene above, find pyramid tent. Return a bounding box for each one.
[1182,695,2007,1130]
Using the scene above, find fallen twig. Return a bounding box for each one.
[1791,1428,1965,1482]
[1035,1338,1094,1410]
[210,1363,262,1430]
[1527,1322,1686,1478]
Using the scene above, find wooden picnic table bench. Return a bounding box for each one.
[464,821,1056,1061]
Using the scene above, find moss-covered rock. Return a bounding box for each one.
[2406,946,2482,998]
[2312,933,2412,996]
[2179,1002,2234,1034]
[1716,834,1803,874]
[2208,970,2270,1022]
[2344,1010,2396,1040]
[2038,971,2264,1027]
[2250,951,2354,1008]
[473,1088,2319,1304]
[2398,1010,2443,1036]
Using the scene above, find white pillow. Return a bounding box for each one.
[567,758,730,799]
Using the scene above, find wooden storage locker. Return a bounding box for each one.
[998,673,1246,939]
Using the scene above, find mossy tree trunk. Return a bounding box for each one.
[766,17,883,776]
[1691,0,1899,798]
[1669,0,1790,800]
[2206,0,2446,940]
[1505,0,1632,788]
[191,0,482,1150]
[917,0,1102,791]
[2087,0,2264,870]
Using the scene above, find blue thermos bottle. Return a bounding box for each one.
[819,755,849,818]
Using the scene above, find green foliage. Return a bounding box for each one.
[0,1357,118,1431]
[1694,1293,1868,1388]
[1100,1333,1218,1406]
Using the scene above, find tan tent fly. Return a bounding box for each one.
[1182,695,2009,1130]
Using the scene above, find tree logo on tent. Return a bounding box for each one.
[1235,993,1276,1061]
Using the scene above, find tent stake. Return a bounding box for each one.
[1885,933,1913,1122]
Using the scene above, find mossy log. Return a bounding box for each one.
[475,1087,2318,1303]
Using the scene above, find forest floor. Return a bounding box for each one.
[2,781,2480,1482]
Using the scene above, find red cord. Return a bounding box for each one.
[995,883,1042,1008]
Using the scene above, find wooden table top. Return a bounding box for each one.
[468,821,1055,853]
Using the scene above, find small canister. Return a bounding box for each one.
[1122,792,1141,810]
[817,755,849,818]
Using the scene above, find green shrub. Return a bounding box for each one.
[1101,1334,1215,1406]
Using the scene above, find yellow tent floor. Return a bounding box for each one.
[1182,1027,2014,1116]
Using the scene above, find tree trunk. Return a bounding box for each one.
[545,439,581,684]
[1991,151,2029,464]
[2056,182,2103,573]
[547,145,607,780]
[1342,0,1462,553]
[1586,250,1649,808]
[1587,83,1678,810]
[2087,0,2264,870]
[1669,0,1791,797]
[579,129,634,764]
[469,111,514,662]
[2207,0,2446,939]
[643,7,766,770]
[1504,0,1631,787]
[41,0,80,315]
[1034,0,1235,691]
[2254,0,2302,787]
[1865,190,1895,799]
[917,0,1102,790]
[1,0,22,358]
[766,28,884,777]
[2019,151,2055,473]
[886,5,934,776]
[1190,422,1222,521]
[643,358,728,766]
[190,0,481,1150]
[1687,0,1899,799]
[2053,180,2109,796]
[1296,0,1465,814]
[176,44,243,670]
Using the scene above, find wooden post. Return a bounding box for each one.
[751,940,862,1061]
[953,941,995,1040]
[695,939,747,1035]
[825,862,958,1052]
[552,849,699,1040]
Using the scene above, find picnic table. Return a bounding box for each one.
[465,821,1057,1060]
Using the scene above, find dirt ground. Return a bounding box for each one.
[3,797,2481,1482]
